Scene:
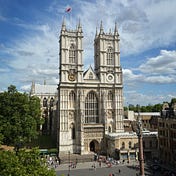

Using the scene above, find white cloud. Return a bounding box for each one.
[123,50,176,84]
[1,0,176,105]
[123,69,143,81]
[20,84,31,92]
[139,50,176,75]
[124,90,176,106]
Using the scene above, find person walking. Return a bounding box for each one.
[119,169,121,174]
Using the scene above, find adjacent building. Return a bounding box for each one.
[158,102,176,167]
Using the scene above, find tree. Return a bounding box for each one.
[125,103,163,112]
[171,98,176,105]
[0,148,56,176]
[0,85,42,148]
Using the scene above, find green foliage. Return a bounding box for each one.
[171,98,176,105]
[0,148,56,176]
[125,103,163,112]
[0,85,42,147]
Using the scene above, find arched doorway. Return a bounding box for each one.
[114,149,120,160]
[89,140,99,153]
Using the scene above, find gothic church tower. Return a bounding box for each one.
[94,21,124,134]
[57,19,124,155]
[58,19,84,154]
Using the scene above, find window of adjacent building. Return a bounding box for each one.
[85,91,98,123]
[43,97,47,107]
[129,141,132,149]
[69,44,76,63]
[106,47,113,65]
[69,91,76,108]
[122,142,125,149]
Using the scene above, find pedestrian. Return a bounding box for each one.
[119,169,121,174]
[99,161,101,167]
[58,157,61,165]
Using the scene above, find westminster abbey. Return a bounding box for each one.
[31,20,125,155]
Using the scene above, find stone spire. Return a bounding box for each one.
[114,21,118,35]
[31,81,35,95]
[77,18,82,32]
[95,27,98,37]
[100,21,104,34]
[61,17,66,31]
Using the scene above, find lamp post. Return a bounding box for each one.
[68,151,70,176]
[136,105,145,176]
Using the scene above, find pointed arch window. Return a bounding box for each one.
[122,142,125,149]
[107,47,113,65]
[69,44,76,63]
[108,126,112,133]
[107,91,113,108]
[85,91,99,123]
[70,123,75,140]
[50,97,54,107]
[69,91,76,108]
[43,97,48,107]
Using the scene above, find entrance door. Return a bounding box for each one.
[89,140,99,152]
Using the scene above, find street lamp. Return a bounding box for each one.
[68,151,70,176]
[136,105,145,176]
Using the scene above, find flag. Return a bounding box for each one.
[65,7,71,12]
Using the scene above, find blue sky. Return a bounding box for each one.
[0,0,176,106]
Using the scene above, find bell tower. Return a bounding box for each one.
[58,19,84,154]
[59,19,84,83]
[94,21,122,84]
[94,22,124,133]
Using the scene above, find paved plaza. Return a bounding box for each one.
[55,161,153,176]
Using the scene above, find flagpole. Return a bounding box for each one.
[65,7,72,28]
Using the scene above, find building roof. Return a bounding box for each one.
[134,112,160,116]
[106,131,158,139]
[33,84,57,95]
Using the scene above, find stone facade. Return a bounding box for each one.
[30,81,58,135]
[30,20,158,160]
[57,20,124,155]
[158,103,176,167]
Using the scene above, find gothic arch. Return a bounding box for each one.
[69,90,76,109]
[85,91,99,123]
[69,43,76,63]
[106,46,114,65]
[49,97,54,107]
[107,91,113,108]
[43,97,48,107]
[70,123,75,140]
[89,140,100,152]
[108,125,112,133]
